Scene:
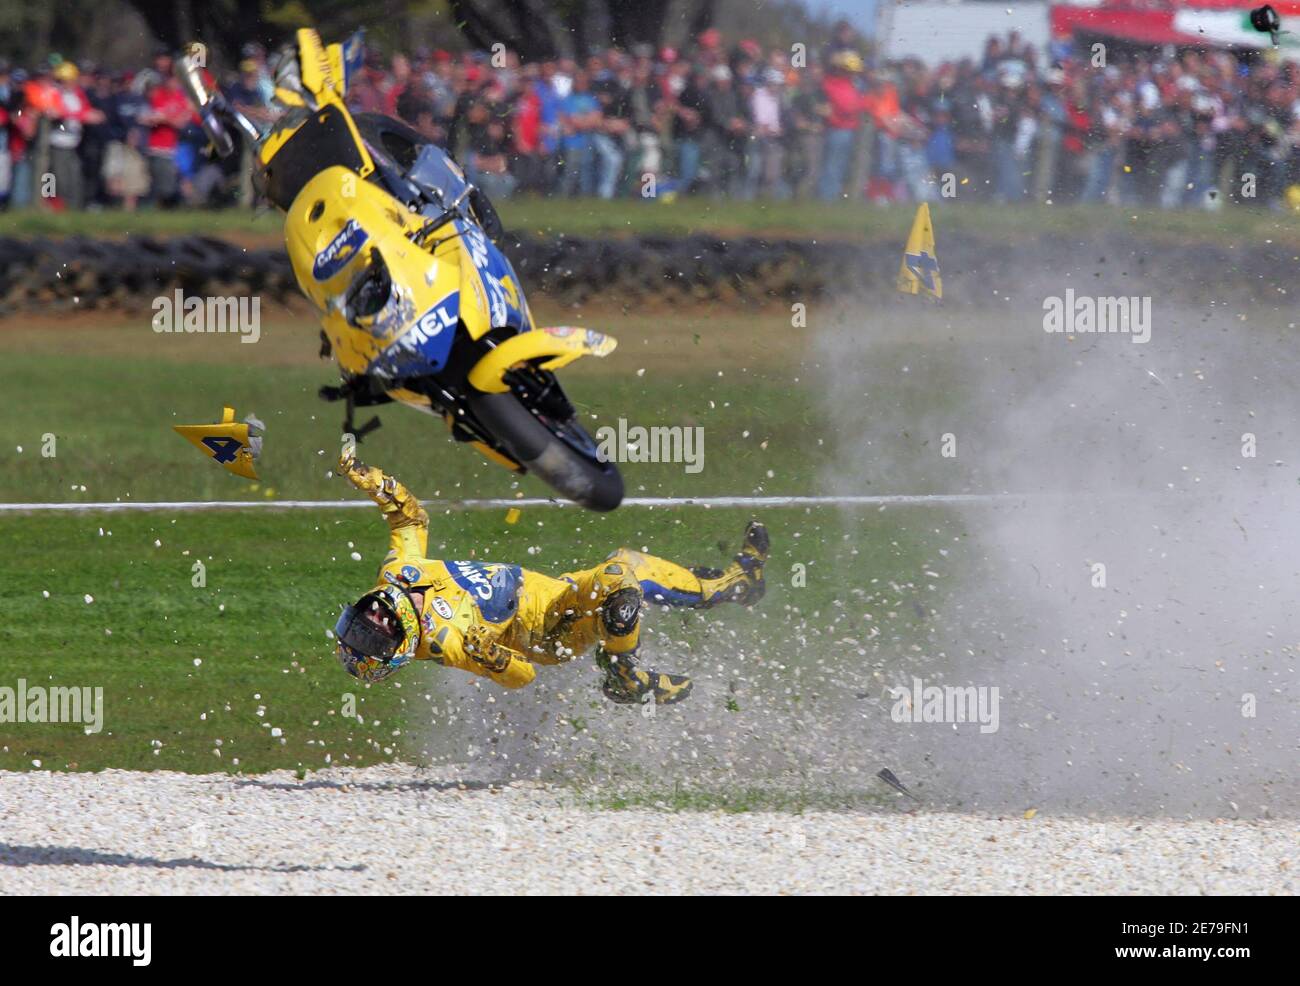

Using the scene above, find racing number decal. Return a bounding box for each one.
[201,436,244,464]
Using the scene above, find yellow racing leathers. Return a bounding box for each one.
[335,456,769,705]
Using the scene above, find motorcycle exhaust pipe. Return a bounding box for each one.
[174,45,259,157]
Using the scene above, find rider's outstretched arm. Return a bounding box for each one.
[338,451,429,561]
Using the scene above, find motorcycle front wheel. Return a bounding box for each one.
[467,392,624,512]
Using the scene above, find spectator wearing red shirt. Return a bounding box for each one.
[818,50,868,200]
[511,66,546,192]
[4,69,39,207]
[138,56,191,207]
[1055,75,1092,201]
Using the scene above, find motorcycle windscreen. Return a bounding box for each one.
[408,145,474,217]
[262,104,369,211]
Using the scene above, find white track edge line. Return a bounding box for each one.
[0,493,1042,513]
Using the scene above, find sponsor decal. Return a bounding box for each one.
[452,560,494,600]
[432,597,454,621]
[460,222,509,326]
[449,560,520,623]
[405,301,457,346]
[313,219,369,281]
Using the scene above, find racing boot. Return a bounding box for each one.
[597,647,693,706]
[690,520,769,607]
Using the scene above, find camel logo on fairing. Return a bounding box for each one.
[406,302,457,345]
[313,219,369,281]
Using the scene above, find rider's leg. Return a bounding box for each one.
[607,520,769,610]
[555,560,692,705]
[512,569,581,667]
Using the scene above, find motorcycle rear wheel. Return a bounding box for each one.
[467,392,624,512]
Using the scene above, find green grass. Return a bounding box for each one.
[1,306,978,505]
[0,206,283,240]
[1,332,830,505]
[0,510,408,773]
[0,502,951,775]
[500,198,1300,247]
[4,198,1296,247]
[586,782,891,814]
[0,310,965,775]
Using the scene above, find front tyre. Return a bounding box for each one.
[467,392,624,511]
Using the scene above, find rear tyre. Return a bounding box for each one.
[468,392,623,511]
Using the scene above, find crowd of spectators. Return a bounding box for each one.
[2,22,1299,212]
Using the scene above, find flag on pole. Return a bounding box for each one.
[896,203,942,300]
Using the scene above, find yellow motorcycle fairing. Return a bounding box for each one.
[466,326,618,394]
[283,166,462,378]
[258,102,373,173]
[257,31,373,211]
[269,29,350,109]
[294,28,347,103]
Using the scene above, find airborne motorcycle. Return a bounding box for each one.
[177,30,623,510]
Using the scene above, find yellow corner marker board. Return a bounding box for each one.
[897,203,942,301]
[173,406,263,480]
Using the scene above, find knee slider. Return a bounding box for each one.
[601,586,643,637]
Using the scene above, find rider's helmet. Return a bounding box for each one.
[334,584,420,682]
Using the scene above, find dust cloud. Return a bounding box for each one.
[412,267,1297,819]
[813,285,1299,818]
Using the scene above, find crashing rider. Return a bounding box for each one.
[333,451,769,704]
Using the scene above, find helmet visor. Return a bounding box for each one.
[334,596,403,662]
